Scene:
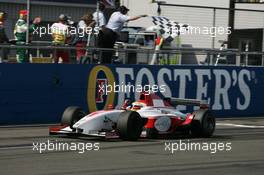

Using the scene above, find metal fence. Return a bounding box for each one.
[156,2,264,65]
[1,2,263,66]
[157,3,264,48]
[0,44,263,66]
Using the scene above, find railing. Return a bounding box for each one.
[0,44,263,66]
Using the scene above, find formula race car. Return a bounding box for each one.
[49,92,215,140]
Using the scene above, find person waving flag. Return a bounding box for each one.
[101,0,115,7]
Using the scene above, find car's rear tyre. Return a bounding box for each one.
[117,111,143,141]
[61,106,86,129]
[146,128,158,139]
[191,109,215,138]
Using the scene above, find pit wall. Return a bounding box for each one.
[0,64,263,125]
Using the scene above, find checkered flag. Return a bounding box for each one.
[151,16,189,42]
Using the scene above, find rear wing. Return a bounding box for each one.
[167,98,209,109]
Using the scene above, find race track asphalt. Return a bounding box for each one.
[0,118,264,175]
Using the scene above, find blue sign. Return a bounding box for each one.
[0,64,262,125]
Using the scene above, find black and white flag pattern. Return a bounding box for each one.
[151,16,189,42]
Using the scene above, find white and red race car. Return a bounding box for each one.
[49,92,215,140]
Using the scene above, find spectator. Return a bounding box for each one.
[73,14,95,63]
[93,2,106,28]
[14,10,41,63]
[0,11,9,63]
[0,11,8,43]
[51,14,72,63]
[144,35,155,47]
[98,5,147,63]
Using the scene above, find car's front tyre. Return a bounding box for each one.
[61,106,86,129]
[117,111,143,141]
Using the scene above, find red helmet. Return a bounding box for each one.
[19,10,28,18]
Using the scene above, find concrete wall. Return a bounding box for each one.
[235,4,264,29]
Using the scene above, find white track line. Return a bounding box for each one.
[217,123,264,128]
[0,146,32,150]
